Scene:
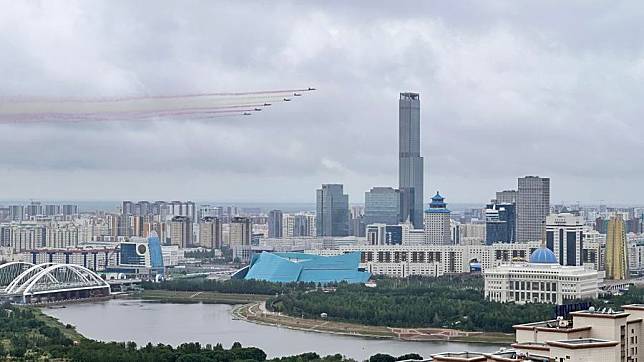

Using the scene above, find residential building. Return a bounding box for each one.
[517,176,550,242]
[398,92,424,229]
[513,304,644,362]
[268,210,283,238]
[198,216,222,249]
[169,216,193,248]
[316,184,349,237]
[229,216,252,247]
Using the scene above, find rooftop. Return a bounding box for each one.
[547,338,619,349]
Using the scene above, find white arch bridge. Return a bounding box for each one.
[0,262,111,304]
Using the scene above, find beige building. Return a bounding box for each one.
[198,216,222,249]
[512,304,644,362]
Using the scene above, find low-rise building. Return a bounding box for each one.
[512,304,644,362]
[484,247,602,304]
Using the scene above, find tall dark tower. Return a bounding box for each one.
[398,92,424,229]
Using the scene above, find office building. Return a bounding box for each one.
[606,215,629,280]
[485,202,516,244]
[424,192,451,245]
[169,216,193,248]
[545,213,584,266]
[496,190,517,204]
[268,210,283,238]
[398,92,424,229]
[364,187,401,226]
[366,224,403,245]
[316,184,349,237]
[198,216,222,249]
[517,176,550,242]
[484,247,600,305]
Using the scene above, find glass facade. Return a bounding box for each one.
[316,184,349,237]
[148,232,164,272]
[364,187,400,226]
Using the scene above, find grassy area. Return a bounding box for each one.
[135,289,271,304]
[33,307,85,343]
[235,302,514,344]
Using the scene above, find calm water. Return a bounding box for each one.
[42,299,503,360]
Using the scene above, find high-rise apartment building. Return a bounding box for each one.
[398,92,424,229]
[606,215,629,280]
[364,187,401,226]
[229,216,252,246]
[268,210,283,238]
[424,192,451,245]
[517,176,550,242]
[170,215,193,248]
[198,216,222,249]
[316,184,349,237]
[546,213,584,266]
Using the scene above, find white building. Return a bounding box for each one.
[484,247,602,305]
[423,192,451,245]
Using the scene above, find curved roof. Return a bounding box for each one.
[530,247,558,264]
[244,252,370,284]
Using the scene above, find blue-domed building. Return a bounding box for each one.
[529,246,558,264]
[484,245,601,305]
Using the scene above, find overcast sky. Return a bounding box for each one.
[1,1,643,205]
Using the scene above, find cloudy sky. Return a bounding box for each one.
[1,1,643,205]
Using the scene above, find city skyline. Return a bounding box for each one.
[1,2,644,203]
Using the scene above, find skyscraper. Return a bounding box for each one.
[268,210,283,238]
[485,202,516,245]
[495,190,517,204]
[198,216,222,249]
[399,92,424,229]
[546,213,583,266]
[606,215,629,280]
[229,216,252,246]
[170,215,193,248]
[316,184,349,237]
[364,187,401,226]
[423,192,451,245]
[517,176,550,242]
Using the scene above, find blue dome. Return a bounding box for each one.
[530,247,558,264]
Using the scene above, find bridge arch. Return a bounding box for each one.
[0,262,35,290]
[1,263,111,304]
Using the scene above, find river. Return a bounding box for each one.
[42,299,503,360]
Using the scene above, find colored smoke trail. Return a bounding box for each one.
[0,88,315,124]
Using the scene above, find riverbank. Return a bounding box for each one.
[32,307,86,343]
[132,289,271,304]
[234,302,514,344]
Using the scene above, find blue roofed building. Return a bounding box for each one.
[236,252,371,284]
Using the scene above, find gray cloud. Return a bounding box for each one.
[0,0,643,204]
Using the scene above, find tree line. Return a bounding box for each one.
[0,303,428,361]
[267,275,644,333]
